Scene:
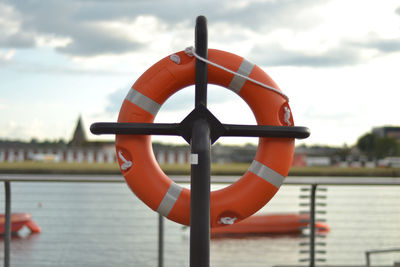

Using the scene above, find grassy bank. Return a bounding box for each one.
[0,162,121,175]
[0,161,400,177]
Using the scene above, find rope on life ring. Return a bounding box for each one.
[116,48,295,227]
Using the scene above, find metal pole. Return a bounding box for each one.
[194,16,208,107]
[365,251,371,267]
[158,214,164,267]
[310,184,317,267]
[190,15,210,267]
[4,181,11,267]
[190,119,211,267]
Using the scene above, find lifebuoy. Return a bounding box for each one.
[116,49,295,227]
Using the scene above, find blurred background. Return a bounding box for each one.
[1,0,399,147]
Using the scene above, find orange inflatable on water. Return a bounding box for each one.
[211,213,330,237]
[0,213,41,234]
[116,49,295,227]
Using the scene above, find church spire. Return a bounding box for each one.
[70,115,87,146]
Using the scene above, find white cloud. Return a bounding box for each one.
[97,16,168,45]
[36,35,72,48]
[0,119,46,141]
[1,0,400,145]
[0,2,21,35]
[0,50,15,61]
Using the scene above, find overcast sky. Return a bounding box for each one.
[1,0,400,146]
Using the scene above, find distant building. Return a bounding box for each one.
[152,143,190,164]
[294,144,343,167]
[0,117,116,164]
[305,156,331,166]
[8,117,392,167]
[0,116,192,164]
[372,126,400,141]
[291,154,307,167]
[69,116,87,147]
[211,143,256,164]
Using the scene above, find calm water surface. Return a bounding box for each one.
[0,176,399,266]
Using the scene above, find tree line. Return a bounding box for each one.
[356,133,400,159]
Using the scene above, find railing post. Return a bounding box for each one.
[365,251,371,267]
[158,214,164,267]
[310,184,317,267]
[4,181,11,267]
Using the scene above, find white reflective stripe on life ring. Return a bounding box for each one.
[248,160,284,188]
[228,59,255,94]
[125,88,161,116]
[156,182,183,217]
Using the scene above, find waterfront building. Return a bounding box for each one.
[372,126,400,141]
[2,117,395,166]
[0,116,190,164]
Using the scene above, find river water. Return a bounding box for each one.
[1,177,399,266]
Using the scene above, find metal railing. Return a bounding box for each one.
[1,174,400,267]
[366,249,400,267]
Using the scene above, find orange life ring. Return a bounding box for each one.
[116,49,295,227]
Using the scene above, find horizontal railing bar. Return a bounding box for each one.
[285,177,400,185]
[275,265,385,267]
[366,248,400,254]
[0,174,400,185]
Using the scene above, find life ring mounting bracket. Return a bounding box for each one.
[90,103,310,143]
[90,15,310,267]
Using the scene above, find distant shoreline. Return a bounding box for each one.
[0,162,399,177]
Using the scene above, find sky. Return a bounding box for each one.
[1,0,400,147]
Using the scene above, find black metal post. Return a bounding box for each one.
[4,181,11,267]
[190,119,211,267]
[195,16,208,107]
[158,214,164,267]
[310,184,317,267]
[190,16,211,267]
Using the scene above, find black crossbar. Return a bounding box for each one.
[91,122,310,140]
[223,124,310,139]
[90,122,180,136]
